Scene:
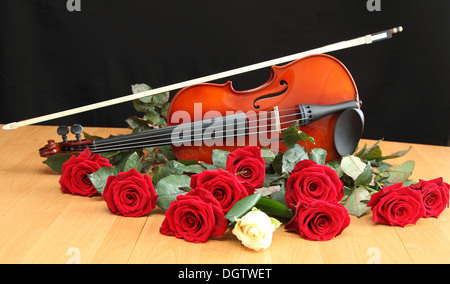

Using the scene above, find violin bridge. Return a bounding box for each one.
[272,106,281,133]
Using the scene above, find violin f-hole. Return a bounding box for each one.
[252,80,289,109]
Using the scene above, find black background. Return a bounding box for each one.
[1,0,449,146]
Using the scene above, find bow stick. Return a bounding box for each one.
[2,26,403,130]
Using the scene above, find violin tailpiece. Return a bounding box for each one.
[298,100,360,126]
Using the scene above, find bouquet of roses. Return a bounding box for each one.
[45,84,449,251]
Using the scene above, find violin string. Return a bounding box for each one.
[93,105,305,145]
[87,117,304,153]
[92,108,308,149]
[89,111,308,152]
[88,123,298,153]
[89,112,307,152]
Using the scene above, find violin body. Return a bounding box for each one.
[168,54,359,162]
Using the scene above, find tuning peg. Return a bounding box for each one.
[57,125,69,143]
[71,124,83,142]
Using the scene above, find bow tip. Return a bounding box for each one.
[2,123,18,130]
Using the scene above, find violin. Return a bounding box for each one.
[39,54,360,162]
[5,28,403,163]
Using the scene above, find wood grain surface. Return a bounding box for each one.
[0,125,449,264]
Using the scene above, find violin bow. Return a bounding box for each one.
[2,26,403,130]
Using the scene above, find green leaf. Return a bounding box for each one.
[125,116,152,131]
[379,146,412,161]
[88,166,120,195]
[358,140,382,160]
[255,197,293,219]
[161,103,170,119]
[83,132,104,140]
[131,83,151,97]
[281,144,308,173]
[309,148,327,165]
[108,150,137,170]
[263,173,288,187]
[341,155,367,181]
[297,131,315,145]
[343,186,371,217]
[155,174,191,210]
[158,145,177,161]
[281,122,301,148]
[124,152,142,172]
[362,145,382,161]
[327,160,340,169]
[261,147,276,164]
[343,186,353,197]
[199,162,220,170]
[354,143,367,157]
[182,164,205,174]
[269,187,288,208]
[143,109,166,126]
[327,160,343,177]
[42,153,73,174]
[271,152,283,174]
[386,160,415,184]
[176,160,198,165]
[281,122,315,148]
[152,92,170,107]
[152,160,189,184]
[255,185,281,197]
[211,149,230,170]
[132,101,156,114]
[151,160,205,184]
[354,162,374,186]
[225,194,262,225]
[403,180,414,187]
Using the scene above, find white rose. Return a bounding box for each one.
[232,207,281,251]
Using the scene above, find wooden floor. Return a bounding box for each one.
[0,125,449,264]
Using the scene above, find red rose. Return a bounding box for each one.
[285,160,344,209]
[59,148,112,197]
[226,145,266,193]
[285,200,350,241]
[160,188,228,243]
[102,168,158,217]
[367,183,424,227]
[190,168,248,213]
[410,178,450,218]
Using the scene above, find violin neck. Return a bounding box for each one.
[89,113,250,153]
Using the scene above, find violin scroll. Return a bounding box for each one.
[39,124,92,157]
[39,139,59,158]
